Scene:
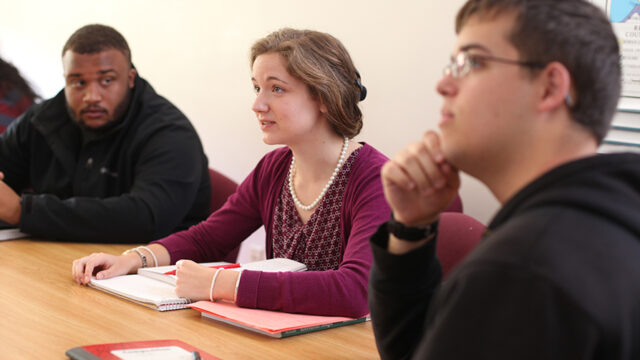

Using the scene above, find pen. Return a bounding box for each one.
[192,351,202,360]
[164,263,241,275]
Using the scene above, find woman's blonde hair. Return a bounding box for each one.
[250,28,365,138]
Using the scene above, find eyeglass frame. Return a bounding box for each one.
[443,50,546,79]
[443,50,574,106]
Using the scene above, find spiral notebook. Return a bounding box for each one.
[89,258,307,311]
[89,273,190,311]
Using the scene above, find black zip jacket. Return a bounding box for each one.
[370,153,640,359]
[0,75,210,242]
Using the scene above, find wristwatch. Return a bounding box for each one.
[386,215,439,242]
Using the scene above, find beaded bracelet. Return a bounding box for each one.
[209,269,222,302]
[137,246,158,267]
[123,248,147,268]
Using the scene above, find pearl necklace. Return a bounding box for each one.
[289,136,349,211]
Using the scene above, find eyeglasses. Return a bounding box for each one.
[443,50,546,78]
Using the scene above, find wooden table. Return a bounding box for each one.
[0,240,379,359]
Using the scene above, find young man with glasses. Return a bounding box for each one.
[369,0,640,359]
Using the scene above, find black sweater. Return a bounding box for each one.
[0,75,210,242]
[370,153,640,359]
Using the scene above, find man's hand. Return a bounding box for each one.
[381,130,460,227]
[0,173,21,225]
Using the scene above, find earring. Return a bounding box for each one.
[565,93,574,107]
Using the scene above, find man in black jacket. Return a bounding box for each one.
[0,24,210,243]
[369,0,640,359]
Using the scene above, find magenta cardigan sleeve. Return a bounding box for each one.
[151,153,272,262]
[153,144,390,317]
[236,145,391,317]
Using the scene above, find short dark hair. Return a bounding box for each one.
[0,57,38,101]
[456,0,620,144]
[62,24,132,66]
[250,28,364,138]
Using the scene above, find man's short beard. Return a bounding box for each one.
[111,88,133,127]
[66,88,133,131]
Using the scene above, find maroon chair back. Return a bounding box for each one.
[208,168,238,213]
[436,212,485,279]
[208,169,241,262]
[444,194,463,213]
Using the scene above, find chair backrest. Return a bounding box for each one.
[444,194,463,213]
[208,168,241,263]
[436,212,485,279]
[208,168,238,213]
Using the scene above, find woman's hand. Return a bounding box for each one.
[174,260,217,301]
[72,252,140,285]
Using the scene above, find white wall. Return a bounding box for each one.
[0,0,501,258]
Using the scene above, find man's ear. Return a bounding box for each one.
[128,67,137,89]
[537,61,572,112]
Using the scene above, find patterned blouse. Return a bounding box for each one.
[272,148,361,271]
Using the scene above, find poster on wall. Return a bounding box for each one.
[591,0,640,111]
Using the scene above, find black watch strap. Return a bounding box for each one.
[386,215,439,242]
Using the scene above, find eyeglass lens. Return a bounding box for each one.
[444,52,470,78]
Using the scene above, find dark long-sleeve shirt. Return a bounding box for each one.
[0,75,210,242]
[370,153,640,359]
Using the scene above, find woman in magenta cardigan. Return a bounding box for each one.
[72,28,390,317]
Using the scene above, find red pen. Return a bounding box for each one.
[164,263,241,275]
